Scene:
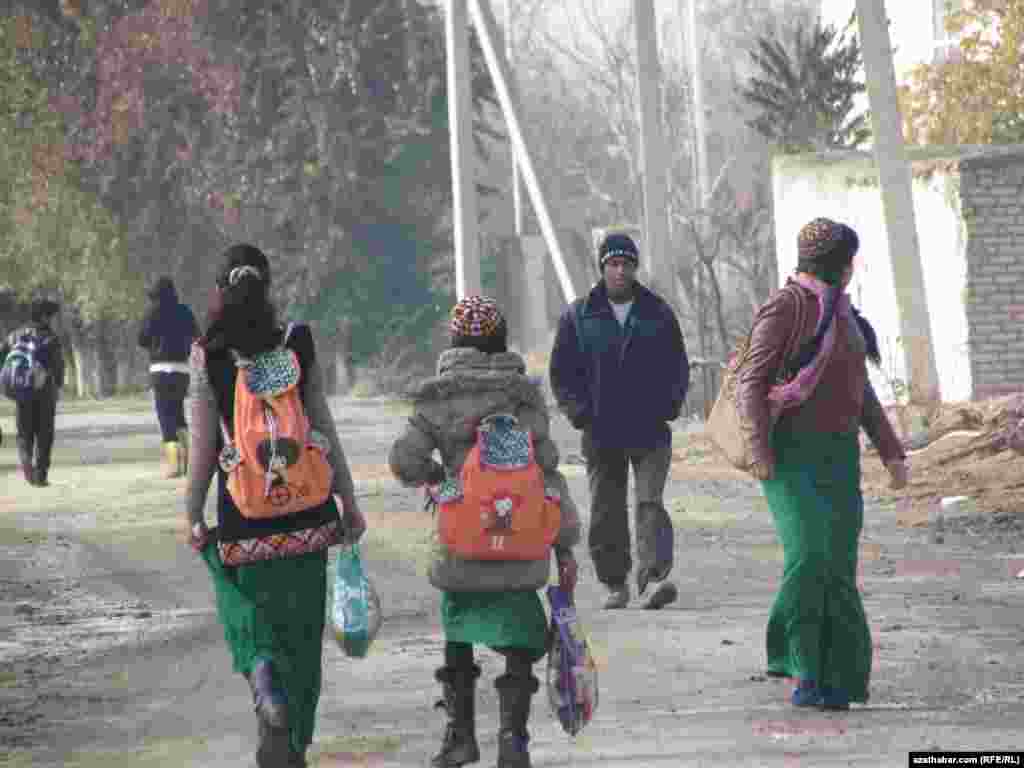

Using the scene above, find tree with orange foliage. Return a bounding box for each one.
[900,0,1024,144]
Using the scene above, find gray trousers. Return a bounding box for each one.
[583,431,674,590]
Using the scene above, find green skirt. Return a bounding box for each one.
[202,543,328,754]
[760,428,872,703]
[442,590,548,661]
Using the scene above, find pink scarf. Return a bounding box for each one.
[766,273,850,420]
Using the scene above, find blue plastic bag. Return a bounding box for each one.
[546,586,598,736]
[331,544,381,658]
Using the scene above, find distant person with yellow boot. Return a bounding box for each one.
[138,277,199,478]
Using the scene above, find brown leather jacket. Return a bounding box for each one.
[736,279,905,469]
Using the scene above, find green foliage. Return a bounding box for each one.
[740,17,869,153]
[296,219,451,365]
[0,16,141,324]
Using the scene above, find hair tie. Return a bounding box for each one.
[227,265,262,287]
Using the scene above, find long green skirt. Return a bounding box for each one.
[760,428,872,703]
[202,543,328,754]
[442,590,548,662]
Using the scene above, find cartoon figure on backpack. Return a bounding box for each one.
[488,496,514,532]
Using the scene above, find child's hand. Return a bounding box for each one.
[558,552,578,594]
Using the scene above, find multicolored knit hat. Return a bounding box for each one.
[797,218,858,261]
[796,218,859,281]
[449,295,505,338]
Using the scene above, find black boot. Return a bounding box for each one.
[495,674,539,768]
[249,660,290,767]
[431,664,481,768]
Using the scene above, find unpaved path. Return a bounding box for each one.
[1,398,1023,767]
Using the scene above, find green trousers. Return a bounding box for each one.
[760,428,872,703]
[202,544,328,754]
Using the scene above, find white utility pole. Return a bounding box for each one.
[855,0,940,402]
[447,0,482,299]
[470,0,577,303]
[632,0,672,299]
[681,0,710,209]
[505,0,524,236]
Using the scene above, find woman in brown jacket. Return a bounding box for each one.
[736,218,908,710]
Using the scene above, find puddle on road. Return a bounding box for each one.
[0,589,208,667]
[752,718,848,739]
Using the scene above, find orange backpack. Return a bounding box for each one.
[219,325,334,520]
[437,413,561,561]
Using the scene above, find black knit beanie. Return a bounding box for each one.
[598,233,639,270]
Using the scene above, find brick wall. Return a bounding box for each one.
[960,151,1024,400]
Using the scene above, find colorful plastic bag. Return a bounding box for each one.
[331,544,382,658]
[545,585,598,736]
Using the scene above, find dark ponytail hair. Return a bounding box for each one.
[203,243,278,357]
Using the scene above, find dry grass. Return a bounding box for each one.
[56,738,210,768]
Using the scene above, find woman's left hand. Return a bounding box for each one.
[341,498,367,543]
[886,459,908,490]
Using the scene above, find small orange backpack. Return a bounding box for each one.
[218,325,334,519]
[437,413,561,561]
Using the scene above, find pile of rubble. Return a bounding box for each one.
[862,394,1024,519]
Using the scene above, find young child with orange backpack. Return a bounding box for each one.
[388,296,581,768]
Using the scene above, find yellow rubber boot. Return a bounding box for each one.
[176,428,189,477]
[163,442,182,479]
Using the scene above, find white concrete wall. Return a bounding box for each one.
[773,154,972,403]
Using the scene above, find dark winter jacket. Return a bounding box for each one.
[0,322,65,394]
[549,280,690,450]
[138,282,199,366]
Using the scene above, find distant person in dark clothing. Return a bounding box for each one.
[549,232,690,610]
[0,299,65,487]
[139,277,199,478]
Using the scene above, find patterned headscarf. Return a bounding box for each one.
[796,218,859,283]
[449,295,504,337]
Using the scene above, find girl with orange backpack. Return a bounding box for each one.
[184,244,365,768]
[389,296,581,768]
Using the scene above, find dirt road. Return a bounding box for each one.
[1,396,1023,767]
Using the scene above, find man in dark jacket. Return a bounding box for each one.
[0,299,65,487]
[550,233,690,610]
[138,277,199,478]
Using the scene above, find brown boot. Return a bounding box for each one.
[431,665,481,768]
[249,660,290,767]
[21,463,37,487]
[495,674,539,768]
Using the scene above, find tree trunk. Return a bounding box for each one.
[115,327,148,394]
[335,321,354,395]
[69,327,100,399]
[68,320,118,399]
